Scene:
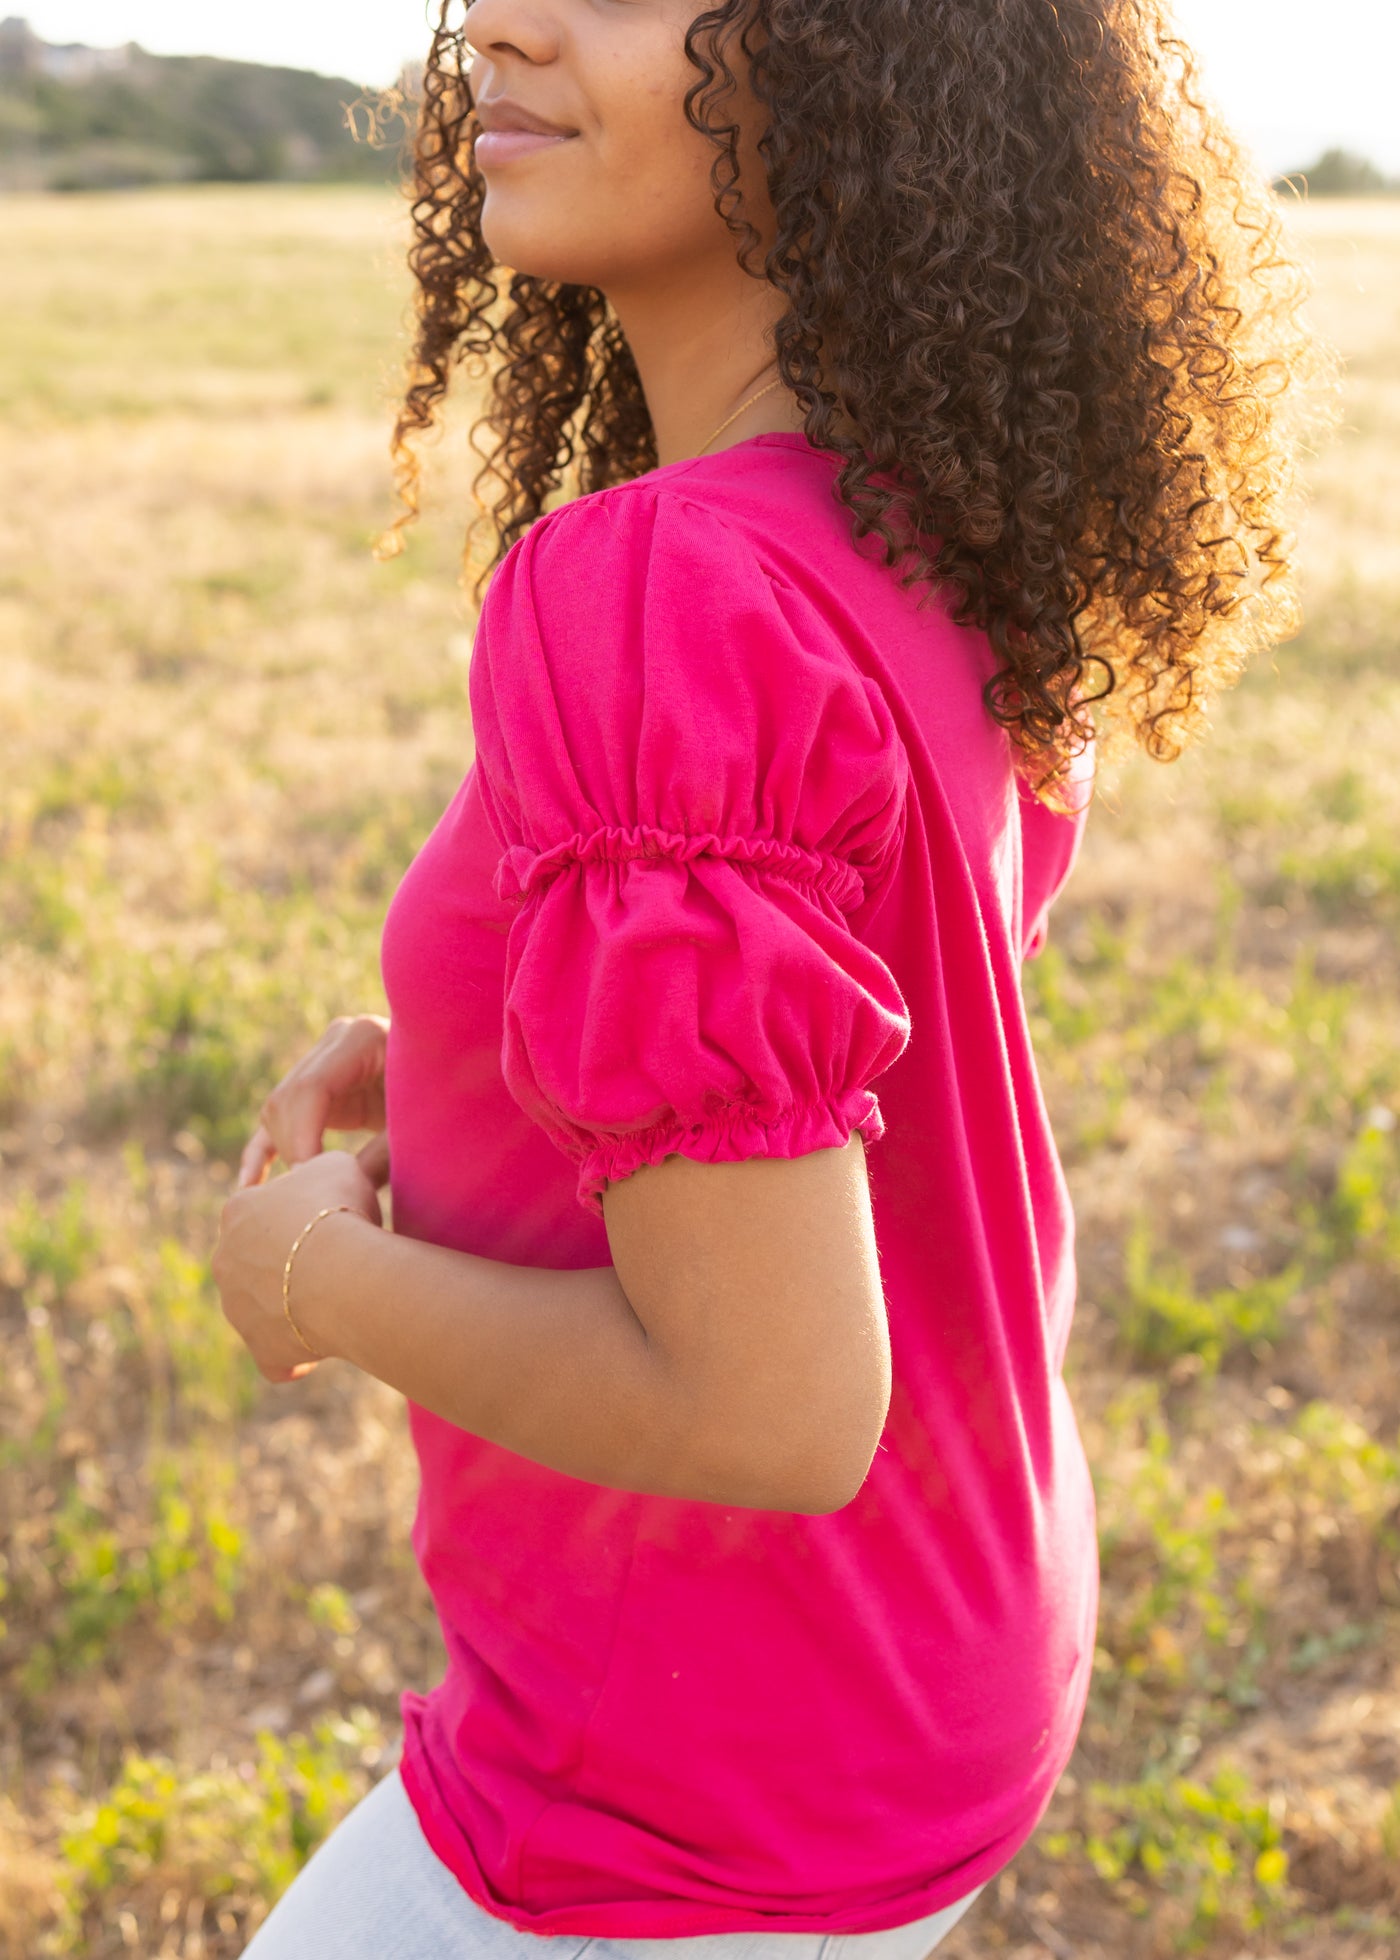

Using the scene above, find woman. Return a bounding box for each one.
[214,0,1327,1954]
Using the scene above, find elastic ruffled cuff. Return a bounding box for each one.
[493,822,867,916]
[575,1088,887,1217]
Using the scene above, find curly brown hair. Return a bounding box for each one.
[371,0,1338,804]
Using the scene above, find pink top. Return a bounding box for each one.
[380,431,1100,1937]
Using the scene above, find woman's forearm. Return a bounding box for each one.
[288,1213,736,1505]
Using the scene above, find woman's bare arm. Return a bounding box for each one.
[283,1133,890,1515]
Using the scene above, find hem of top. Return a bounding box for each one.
[396,1722,1036,1939]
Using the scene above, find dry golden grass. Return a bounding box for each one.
[0,184,1397,1959]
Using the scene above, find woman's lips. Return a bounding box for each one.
[475,129,578,168]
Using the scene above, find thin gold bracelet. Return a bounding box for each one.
[282,1204,352,1359]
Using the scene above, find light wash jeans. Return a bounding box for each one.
[239,1763,988,1960]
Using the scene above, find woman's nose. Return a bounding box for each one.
[458,0,556,70]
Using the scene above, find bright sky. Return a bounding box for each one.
[14,0,1400,176]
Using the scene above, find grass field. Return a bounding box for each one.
[1,183,1398,1960]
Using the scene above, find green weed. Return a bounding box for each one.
[1284,1400,1400,1543]
[1042,1762,1293,1950]
[1277,825,1400,917]
[1116,1219,1302,1375]
[142,1236,260,1433]
[95,949,284,1154]
[19,1448,246,1691]
[1326,1110,1400,1262]
[31,750,162,824]
[1024,940,1101,1049]
[306,1581,361,1638]
[7,1180,100,1299]
[55,1705,388,1953]
[1281,949,1358,1127]
[3,1180,102,1460]
[0,852,85,953]
[1381,1782,1400,1862]
[0,1028,25,1122]
[1093,1382,1253,1687]
[18,1296,70,1461]
[1287,1618,1385,1674]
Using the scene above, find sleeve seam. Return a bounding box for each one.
[493,820,867,914]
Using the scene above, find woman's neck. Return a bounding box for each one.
[606,266,801,467]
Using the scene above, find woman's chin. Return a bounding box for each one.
[477,210,593,288]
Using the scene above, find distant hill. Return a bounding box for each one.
[1273,147,1400,198]
[0,15,416,190]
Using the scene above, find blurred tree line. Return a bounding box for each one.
[0,17,416,190]
[1273,147,1400,197]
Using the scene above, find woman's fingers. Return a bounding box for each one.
[274,1089,334,1169]
[239,1016,391,1191]
[237,1124,278,1190]
[238,1123,388,1192]
[356,1131,391,1190]
[259,1019,388,1165]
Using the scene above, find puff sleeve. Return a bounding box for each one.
[469,486,913,1217]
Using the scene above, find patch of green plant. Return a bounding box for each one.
[1023,877,1315,1155]
[0,1028,26,1122]
[4,1179,101,1460]
[16,1295,70,1462]
[54,1705,388,1952]
[1041,1762,1294,1950]
[1276,823,1400,918]
[1316,766,1370,826]
[185,560,295,606]
[1022,934,1134,1154]
[306,1581,360,1638]
[95,948,287,1155]
[1093,1381,1254,1686]
[1023,940,1101,1049]
[1380,1782,1400,1864]
[1283,1399,1400,1548]
[1116,1219,1302,1375]
[1325,1111,1400,1263]
[139,1236,260,1433]
[7,1179,100,1298]
[323,791,451,905]
[81,856,388,1157]
[85,919,310,1157]
[31,750,163,824]
[1287,1617,1386,1674]
[1212,779,1301,847]
[0,850,85,952]
[1258,570,1400,685]
[19,1449,246,1689]
[1280,949,1359,1126]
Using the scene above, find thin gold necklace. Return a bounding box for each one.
[695,373,785,456]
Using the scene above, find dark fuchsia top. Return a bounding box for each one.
[379,431,1099,1936]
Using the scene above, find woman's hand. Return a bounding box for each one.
[213,1150,381,1383]
[238,1014,390,1192]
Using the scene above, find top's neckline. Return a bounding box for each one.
[534,431,834,526]
[657,429,834,481]
[698,431,822,458]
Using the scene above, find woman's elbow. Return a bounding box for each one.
[682,1374,890,1516]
